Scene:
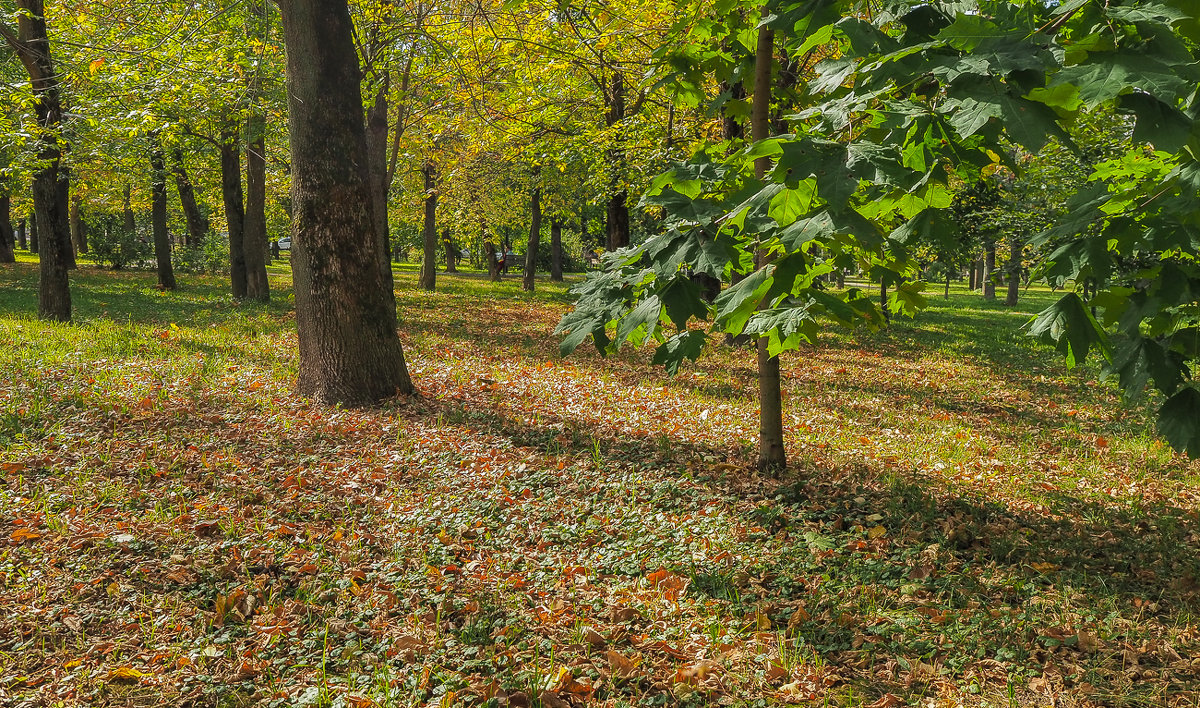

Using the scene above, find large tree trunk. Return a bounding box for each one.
[244,120,270,301]
[365,81,396,315]
[277,0,413,404]
[0,195,14,263]
[5,1,71,319]
[484,241,501,281]
[172,148,209,247]
[69,194,87,255]
[419,160,437,292]
[221,128,248,299]
[751,17,785,474]
[982,240,996,300]
[1005,237,1023,306]
[523,186,542,292]
[550,218,563,281]
[442,228,457,273]
[16,216,26,251]
[149,140,177,290]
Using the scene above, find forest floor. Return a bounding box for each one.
[1,256,1198,708]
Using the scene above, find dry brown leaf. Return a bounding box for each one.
[606,650,639,678]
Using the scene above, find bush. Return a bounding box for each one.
[90,225,152,270]
[175,234,229,275]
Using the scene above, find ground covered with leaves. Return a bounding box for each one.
[1,259,1198,708]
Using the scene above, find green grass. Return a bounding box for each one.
[0,255,1196,707]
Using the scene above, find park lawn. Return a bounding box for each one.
[1,258,1197,708]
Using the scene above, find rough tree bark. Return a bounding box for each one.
[484,241,502,281]
[523,185,542,292]
[172,148,209,247]
[277,0,413,404]
[244,119,270,301]
[1,0,71,320]
[419,160,437,292]
[149,140,177,290]
[751,17,785,474]
[0,195,14,263]
[550,218,563,282]
[221,128,248,299]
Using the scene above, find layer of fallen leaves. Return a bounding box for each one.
[1,265,1198,708]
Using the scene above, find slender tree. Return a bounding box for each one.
[276,0,414,404]
[244,118,270,301]
[149,139,177,290]
[221,127,248,298]
[0,195,14,263]
[419,160,437,291]
[523,184,542,291]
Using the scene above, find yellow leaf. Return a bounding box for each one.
[867,525,887,540]
[89,58,105,74]
[108,666,146,681]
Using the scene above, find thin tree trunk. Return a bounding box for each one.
[69,194,87,255]
[277,0,413,404]
[605,72,629,251]
[983,240,996,300]
[523,185,542,292]
[221,128,247,298]
[968,260,976,290]
[172,148,209,247]
[5,1,71,319]
[485,240,501,281]
[442,228,457,273]
[880,281,891,322]
[550,218,563,281]
[1005,237,1023,306]
[16,216,26,251]
[419,160,437,291]
[244,120,270,301]
[122,185,135,233]
[29,208,39,254]
[365,80,396,316]
[751,16,785,474]
[0,195,14,263]
[149,139,177,290]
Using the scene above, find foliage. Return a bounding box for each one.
[88,224,152,271]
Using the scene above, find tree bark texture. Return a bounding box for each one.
[419,160,438,291]
[277,0,413,404]
[1005,237,1023,306]
[172,148,209,247]
[751,17,785,474]
[244,122,270,301]
[5,1,71,319]
[0,196,14,263]
[149,141,177,290]
[605,72,630,251]
[550,218,563,282]
[221,129,248,299]
[523,186,542,292]
[484,241,501,281]
[16,217,26,251]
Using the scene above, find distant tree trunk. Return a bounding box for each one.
[484,240,501,281]
[0,195,14,263]
[16,217,27,251]
[149,140,177,290]
[442,228,457,273]
[5,0,71,319]
[982,240,996,300]
[1005,237,1023,306]
[419,160,437,292]
[523,186,542,292]
[29,209,39,254]
[69,194,87,255]
[221,128,247,299]
[122,185,135,233]
[244,121,270,301]
[720,79,746,142]
[365,79,396,314]
[605,72,629,251]
[836,268,845,289]
[277,0,413,405]
[550,218,563,281]
[751,16,785,474]
[172,148,209,247]
[880,281,891,322]
[968,260,977,290]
